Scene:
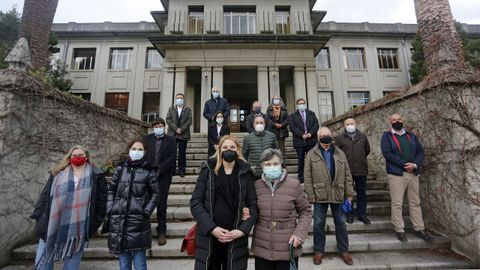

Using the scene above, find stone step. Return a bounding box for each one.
[186,141,295,148]
[6,250,475,270]
[12,233,451,261]
[178,166,300,175]
[185,152,299,160]
[163,202,398,221]
[184,158,299,168]
[186,147,298,154]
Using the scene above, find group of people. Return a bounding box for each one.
[30,84,432,270]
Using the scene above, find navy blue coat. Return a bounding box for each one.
[380,130,425,176]
[203,97,230,122]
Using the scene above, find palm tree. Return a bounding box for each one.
[413,0,466,74]
[19,0,59,70]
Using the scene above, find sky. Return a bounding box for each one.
[1,0,479,24]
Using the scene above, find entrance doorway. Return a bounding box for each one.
[279,67,295,113]
[223,68,258,132]
[186,68,202,133]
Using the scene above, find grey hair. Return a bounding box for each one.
[260,148,284,164]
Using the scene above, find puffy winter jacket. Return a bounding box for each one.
[107,159,159,254]
[242,131,278,177]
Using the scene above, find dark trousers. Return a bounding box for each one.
[313,203,349,253]
[353,175,368,216]
[255,256,298,270]
[295,145,314,183]
[156,174,172,235]
[177,139,188,173]
[208,239,229,270]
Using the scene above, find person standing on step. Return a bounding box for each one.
[107,139,159,270]
[190,135,258,270]
[166,93,193,178]
[203,86,230,126]
[243,116,278,178]
[381,113,432,243]
[246,101,269,133]
[334,118,371,225]
[266,96,289,156]
[31,145,107,270]
[144,117,176,246]
[208,111,231,157]
[304,127,354,266]
[251,148,312,270]
[288,98,319,183]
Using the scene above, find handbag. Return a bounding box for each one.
[289,243,298,270]
[181,223,197,256]
[342,198,352,214]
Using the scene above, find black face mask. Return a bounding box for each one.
[319,136,333,144]
[222,150,238,162]
[392,121,404,131]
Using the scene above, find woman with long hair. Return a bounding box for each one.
[190,135,258,270]
[266,96,289,156]
[31,146,107,270]
[107,138,159,270]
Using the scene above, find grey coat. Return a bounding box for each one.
[166,105,193,141]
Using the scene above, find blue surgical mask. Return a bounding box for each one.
[176,98,184,106]
[263,165,283,180]
[154,127,164,136]
[297,104,306,112]
[129,150,144,161]
[212,92,219,98]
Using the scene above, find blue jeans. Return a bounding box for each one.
[34,239,84,270]
[118,250,147,270]
[353,175,368,216]
[313,203,349,253]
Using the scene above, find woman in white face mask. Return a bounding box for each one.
[106,139,159,270]
[250,148,312,270]
[207,111,231,157]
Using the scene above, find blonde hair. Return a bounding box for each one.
[51,145,90,176]
[214,135,245,175]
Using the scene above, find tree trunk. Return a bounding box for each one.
[414,0,466,74]
[19,0,59,70]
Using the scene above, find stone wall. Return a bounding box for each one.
[0,69,149,266]
[324,72,480,263]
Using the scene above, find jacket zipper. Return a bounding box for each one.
[230,170,243,269]
[121,167,135,250]
[270,188,274,259]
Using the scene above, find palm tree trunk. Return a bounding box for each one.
[414,0,466,74]
[19,0,59,70]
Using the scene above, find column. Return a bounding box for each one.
[269,67,280,100]
[174,67,187,95]
[257,66,269,108]
[293,66,307,105]
[212,67,223,94]
[160,66,175,120]
[305,66,319,118]
[200,67,212,133]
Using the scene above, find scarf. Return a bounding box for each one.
[272,105,282,121]
[261,169,287,193]
[35,164,93,269]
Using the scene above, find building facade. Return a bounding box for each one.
[51,0,480,133]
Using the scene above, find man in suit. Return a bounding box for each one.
[202,86,230,126]
[144,117,177,246]
[288,98,320,183]
[166,93,193,177]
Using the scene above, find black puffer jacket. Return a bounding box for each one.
[107,158,159,254]
[190,158,258,270]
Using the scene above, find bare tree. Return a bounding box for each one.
[19,0,59,70]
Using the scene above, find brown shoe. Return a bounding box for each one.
[341,252,353,265]
[158,234,167,246]
[313,252,323,265]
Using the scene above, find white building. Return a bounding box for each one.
[51,0,480,133]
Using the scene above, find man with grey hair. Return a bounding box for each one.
[202,86,230,126]
[305,127,354,266]
[381,113,431,242]
[246,101,269,133]
[243,116,278,178]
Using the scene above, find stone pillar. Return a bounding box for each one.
[305,66,319,118]
[269,67,280,100]
[293,66,307,105]
[212,67,223,94]
[200,67,212,133]
[257,67,270,108]
[174,67,187,95]
[161,66,175,120]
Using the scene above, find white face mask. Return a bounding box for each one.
[216,117,224,124]
[212,92,219,98]
[129,150,144,161]
[154,127,164,136]
[176,98,184,106]
[346,124,356,133]
[273,99,280,105]
[297,104,306,111]
[255,124,265,133]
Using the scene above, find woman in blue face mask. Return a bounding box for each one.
[106,139,159,270]
[250,148,312,270]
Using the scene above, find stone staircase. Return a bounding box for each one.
[4,133,478,269]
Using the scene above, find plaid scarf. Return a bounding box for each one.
[35,164,92,269]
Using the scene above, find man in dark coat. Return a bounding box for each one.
[166,93,193,177]
[335,118,371,224]
[144,117,177,246]
[203,86,230,126]
[288,98,320,183]
[245,101,269,133]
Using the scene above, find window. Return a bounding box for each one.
[343,48,366,69]
[224,7,256,34]
[188,6,204,34]
[72,48,96,70]
[347,91,370,109]
[318,92,334,122]
[275,7,290,34]
[378,48,399,69]
[146,48,163,69]
[105,93,129,113]
[316,48,331,69]
[74,93,91,101]
[109,48,133,70]
[142,92,161,122]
